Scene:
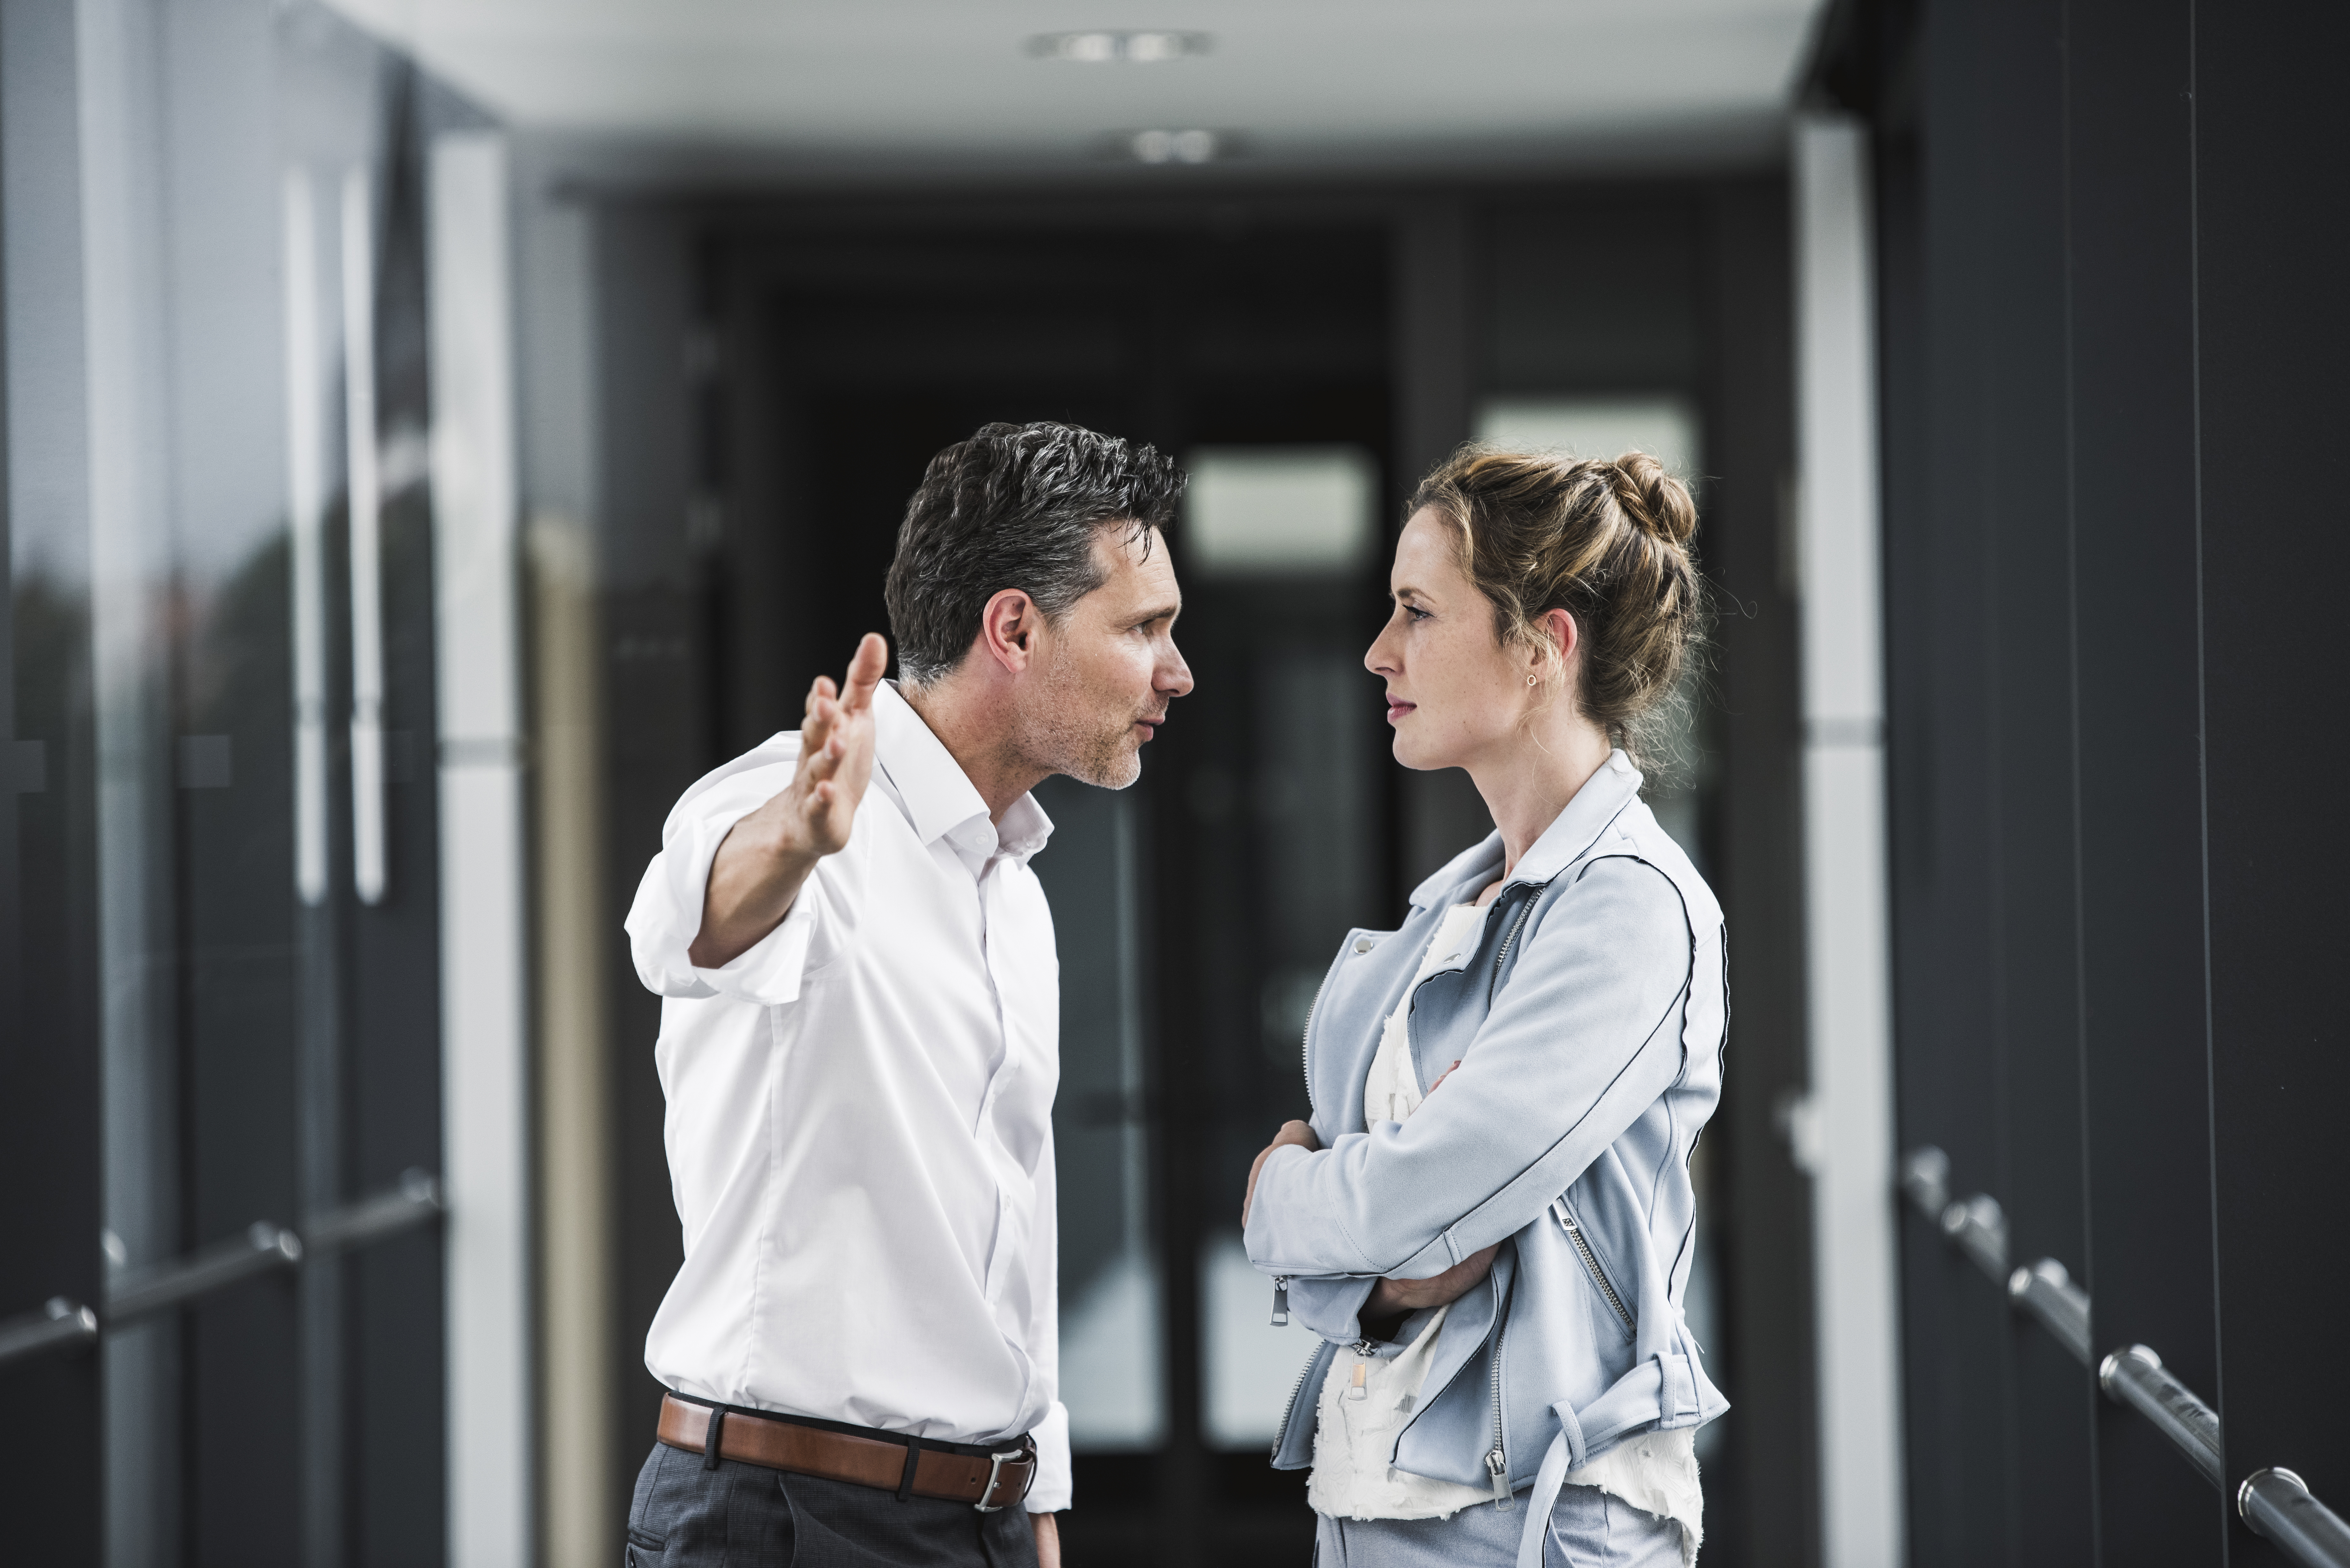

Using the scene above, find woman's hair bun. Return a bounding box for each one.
[1408,442,1708,778]
[1606,450,1698,547]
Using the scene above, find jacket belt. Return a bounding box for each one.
[656,1394,1037,1512]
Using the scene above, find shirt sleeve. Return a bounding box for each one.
[1024,1111,1072,1511]
[1242,856,1695,1281]
[1026,1401,1072,1514]
[624,740,863,1006]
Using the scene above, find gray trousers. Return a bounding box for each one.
[625,1441,1040,1568]
[1314,1484,1686,1568]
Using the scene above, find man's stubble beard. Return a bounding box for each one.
[1022,650,1144,790]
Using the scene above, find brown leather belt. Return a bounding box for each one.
[657,1393,1037,1512]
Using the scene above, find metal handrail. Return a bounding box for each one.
[1902,1145,2350,1568]
[0,1169,443,1372]
[0,1297,99,1366]
[2007,1258,2090,1366]
[107,1221,305,1323]
[2098,1344,2222,1488]
[2243,1470,2350,1565]
[1941,1191,2009,1280]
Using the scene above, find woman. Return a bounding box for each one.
[1242,448,1725,1567]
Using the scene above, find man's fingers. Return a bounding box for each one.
[838,633,888,714]
[802,693,839,750]
[804,674,838,719]
[799,735,844,785]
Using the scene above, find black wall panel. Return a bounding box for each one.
[2066,0,2226,1561]
[2195,4,2350,1561]
[1840,0,2350,1559]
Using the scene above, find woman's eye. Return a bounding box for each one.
[1405,605,1431,622]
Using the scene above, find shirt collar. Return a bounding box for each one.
[873,681,1055,864]
[1405,749,1643,910]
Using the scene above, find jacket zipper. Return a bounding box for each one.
[1299,939,1353,1117]
[1484,1265,1516,1507]
[1556,1200,1636,1334]
[1274,943,1350,1326]
[1270,1343,1324,1461]
[1486,890,1538,1007]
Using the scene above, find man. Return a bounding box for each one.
[623,422,1192,1567]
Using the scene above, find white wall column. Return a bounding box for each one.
[1793,113,1905,1568]
[429,129,532,1568]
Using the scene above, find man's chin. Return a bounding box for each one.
[1066,741,1143,791]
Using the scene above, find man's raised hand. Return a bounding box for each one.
[688,634,888,970]
[785,633,888,857]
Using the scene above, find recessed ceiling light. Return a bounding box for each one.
[1130,128,1220,164]
[1028,30,1211,63]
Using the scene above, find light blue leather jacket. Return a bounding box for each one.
[1244,751,1729,1504]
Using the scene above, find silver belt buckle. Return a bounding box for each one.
[973,1447,1027,1513]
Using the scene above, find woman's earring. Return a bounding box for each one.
[1526,672,1540,687]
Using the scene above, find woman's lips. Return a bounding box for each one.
[1385,698,1415,723]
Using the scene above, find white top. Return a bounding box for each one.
[1310,903,1497,1521]
[625,681,1070,1512]
[1310,902,1704,1562]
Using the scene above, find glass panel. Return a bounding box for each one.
[1034,777,1162,1451]
[47,8,458,1560]
[1198,632,1379,1449]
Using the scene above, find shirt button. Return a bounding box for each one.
[1353,936,1375,954]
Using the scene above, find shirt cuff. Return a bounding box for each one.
[689,879,820,1006]
[625,792,831,1006]
[1025,1400,1072,1512]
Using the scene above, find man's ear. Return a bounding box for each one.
[978,588,1041,674]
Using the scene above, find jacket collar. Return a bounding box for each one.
[873,681,1054,864]
[1405,750,1643,911]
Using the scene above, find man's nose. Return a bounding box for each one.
[1161,645,1195,697]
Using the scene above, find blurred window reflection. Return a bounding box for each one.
[1184,445,1378,577]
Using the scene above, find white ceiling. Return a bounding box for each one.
[329,0,1825,178]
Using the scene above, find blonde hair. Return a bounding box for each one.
[1410,445,1704,773]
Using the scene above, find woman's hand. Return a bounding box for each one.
[1243,1120,1320,1225]
[1365,1243,1500,1322]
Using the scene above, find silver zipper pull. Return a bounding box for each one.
[1270,1277,1291,1327]
[1485,1448,1512,1508]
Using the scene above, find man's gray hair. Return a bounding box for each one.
[884,421,1184,686]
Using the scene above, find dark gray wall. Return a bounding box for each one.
[1827,0,2350,1560]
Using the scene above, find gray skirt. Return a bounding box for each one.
[1314,1483,1685,1568]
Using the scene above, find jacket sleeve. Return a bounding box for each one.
[623,737,866,1007]
[1285,1274,1378,1344]
[1243,856,1694,1280]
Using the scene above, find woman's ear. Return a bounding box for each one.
[1536,607,1578,671]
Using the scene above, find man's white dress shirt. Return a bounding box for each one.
[626,681,1071,1512]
